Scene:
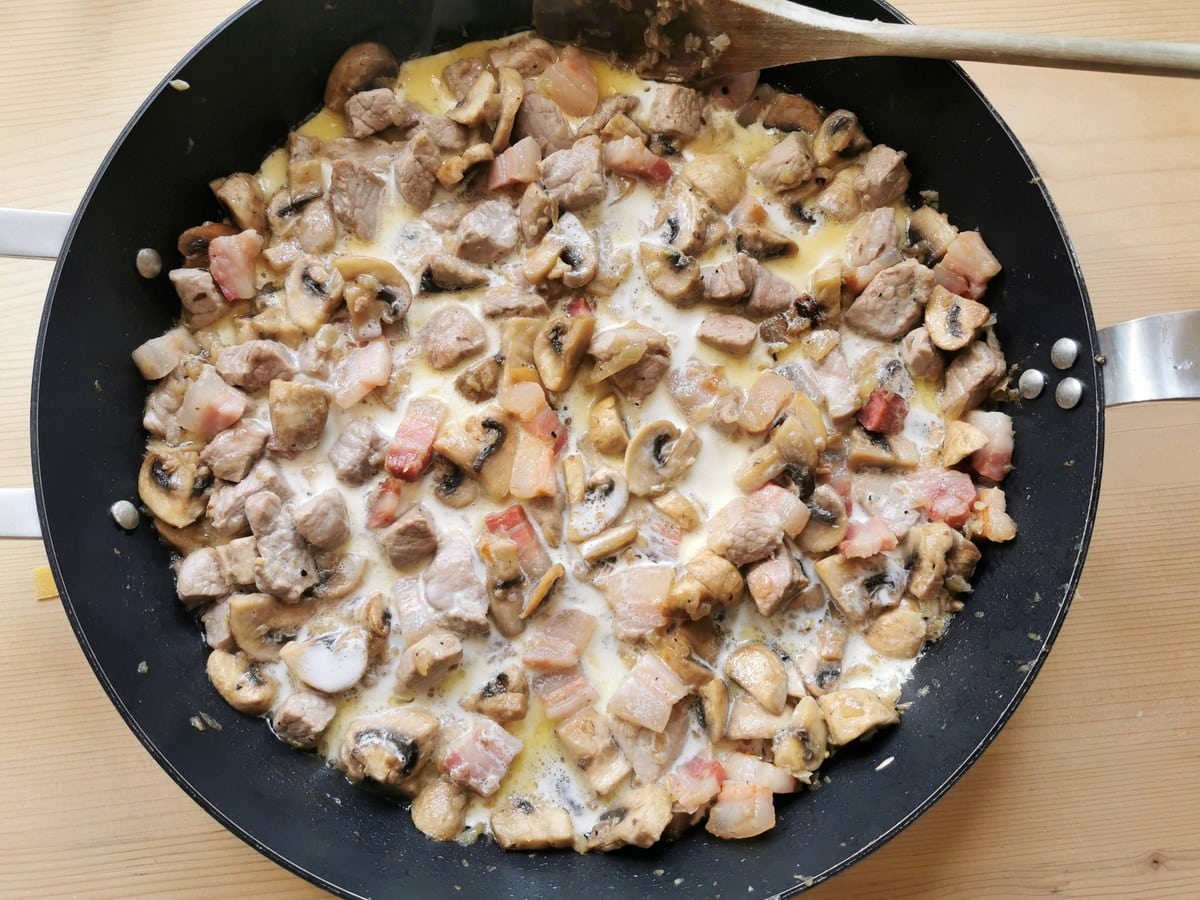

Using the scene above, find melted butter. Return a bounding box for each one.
[592,56,652,99]
[398,41,494,114]
[297,107,347,140]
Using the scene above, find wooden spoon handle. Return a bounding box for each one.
[722,1,1200,78]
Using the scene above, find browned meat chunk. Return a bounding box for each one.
[393,102,469,151]
[176,547,228,608]
[706,496,782,566]
[215,340,295,393]
[940,340,1007,418]
[489,35,558,76]
[200,420,269,482]
[749,133,814,194]
[847,207,900,268]
[423,531,489,634]
[844,259,933,340]
[746,549,808,617]
[268,380,330,454]
[647,84,704,143]
[215,537,258,587]
[377,503,438,569]
[577,94,639,138]
[514,93,573,155]
[344,88,399,139]
[170,268,224,329]
[245,490,318,602]
[420,305,487,369]
[481,285,551,318]
[702,253,756,304]
[293,488,351,550]
[441,57,486,100]
[697,313,757,356]
[539,138,606,211]
[273,691,337,749]
[855,144,910,209]
[762,92,824,133]
[328,418,388,485]
[394,128,440,210]
[397,631,463,690]
[422,199,473,232]
[330,159,385,239]
[455,200,520,264]
[207,459,292,535]
[901,326,945,381]
[746,265,800,318]
[420,253,489,293]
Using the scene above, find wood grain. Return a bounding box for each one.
[1,1,1197,897]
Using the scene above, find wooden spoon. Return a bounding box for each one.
[533,0,1200,81]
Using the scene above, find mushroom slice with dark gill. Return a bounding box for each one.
[339,707,440,795]
[624,420,701,497]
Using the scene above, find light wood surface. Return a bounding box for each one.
[1,1,1198,897]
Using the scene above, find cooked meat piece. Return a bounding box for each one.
[481,285,550,318]
[441,716,524,797]
[665,357,727,424]
[344,87,400,139]
[746,265,800,318]
[207,459,292,535]
[210,173,267,234]
[213,536,258,588]
[940,339,1007,417]
[422,199,474,231]
[607,652,687,732]
[420,253,489,292]
[394,128,441,210]
[734,225,798,260]
[176,547,228,608]
[424,530,489,634]
[273,691,337,749]
[491,798,575,850]
[522,608,597,671]
[706,496,782,566]
[746,548,809,617]
[455,199,519,264]
[393,101,470,152]
[762,92,824,133]
[170,268,225,329]
[397,631,463,690]
[377,503,438,569]
[815,165,864,222]
[518,182,555,246]
[199,419,269,482]
[706,780,776,840]
[539,138,606,211]
[601,564,673,642]
[586,784,674,851]
[577,93,639,138]
[200,599,234,650]
[855,144,910,209]
[292,488,351,550]
[328,418,388,485]
[412,779,469,842]
[555,707,632,796]
[267,380,330,454]
[293,199,338,254]
[441,57,486,100]
[847,207,900,268]
[697,312,757,356]
[392,574,438,644]
[588,323,671,403]
[462,664,529,723]
[679,154,745,213]
[420,305,486,369]
[454,355,502,402]
[844,259,934,340]
[215,340,295,393]
[489,35,558,76]
[702,253,757,303]
[245,490,318,602]
[647,84,704,143]
[514,92,573,155]
[750,133,814,193]
[330,159,386,239]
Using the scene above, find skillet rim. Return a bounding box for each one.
[28,0,1104,895]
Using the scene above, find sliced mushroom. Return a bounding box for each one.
[734,224,798,261]
[490,67,525,151]
[210,172,267,234]
[492,797,575,850]
[447,70,497,127]
[138,444,209,528]
[461,664,529,723]
[206,648,277,715]
[334,255,413,341]
[324,42,400,113]
[178,221,237,268]
[846,427,920,471]
[624,420,701,497]
[284,257,346,335]
[397,631,463,691]
[554,706,633,796]
[812,109,870,165]
[429,453,480,509]
[339,706,440,795]
[520,562,565,618]
[227,592,315,660]
[725,643,789,715]
[639,243,702,307]
[567,466,629,541]
[588,394,628,457]
[941,419,989,467]
[817,688,899,745]
[696,677,729,742]
[771,695,829,774]
[864,604,927,658]
[534,315,596,392]
[585,784,673,851]
[924,284,991,351]
[412,778,469,842]
[679,153,746,214]
[813,553,905,624]
[523,212,598,289]
[797,484,849,553]
[734,443,787,494]
[311,551,368,600]
[724,694,792,741]
[665,551,743,620]
[281,626,370,693]
[578,523,639,564]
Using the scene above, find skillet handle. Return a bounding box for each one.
[1098,311,1200,406]
[0,488,40,539]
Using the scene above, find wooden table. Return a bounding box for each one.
[2,1,1198,896]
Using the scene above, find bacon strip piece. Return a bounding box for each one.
[607,653,688,732]
[441,717,523,797]
[532,665,598,721]
[522,609,597,671]
[387,397,446,479]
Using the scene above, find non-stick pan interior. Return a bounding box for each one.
[32,0,1102,896]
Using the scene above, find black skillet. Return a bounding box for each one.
[18,0,1119,895]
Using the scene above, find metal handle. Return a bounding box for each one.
[1098,311,1200,406]
[0,208,71,260]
